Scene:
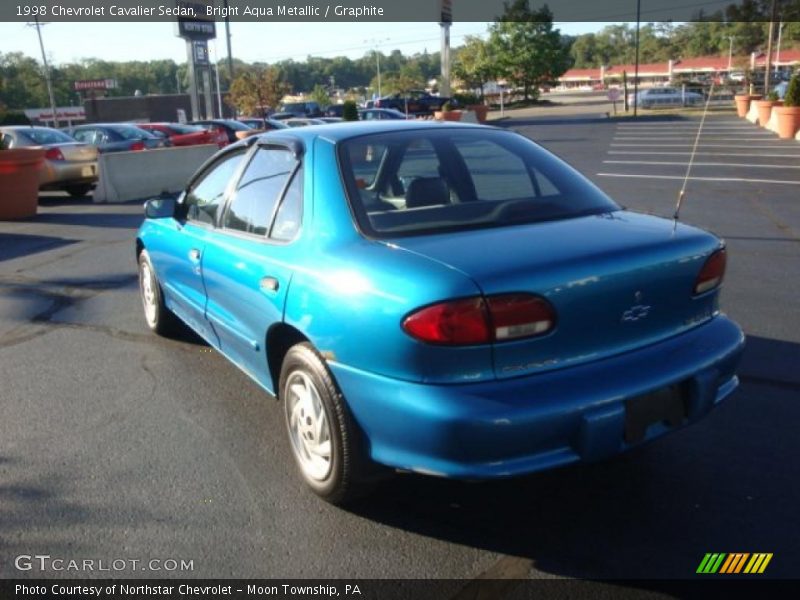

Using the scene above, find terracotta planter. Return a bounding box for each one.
[0,147,45,220]
[774,105,800,140]
[753,99,776,127]
[467,104,489,123]
[734,94,761,118]
[434,110,462,122]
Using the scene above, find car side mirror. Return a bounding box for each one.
[144,196,176,219]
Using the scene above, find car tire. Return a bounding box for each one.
[65,184,93,197]
[138,249,178,336]
[280,342,377,504]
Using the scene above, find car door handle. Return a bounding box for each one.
[259,276,279,293]
[188,249,201,262]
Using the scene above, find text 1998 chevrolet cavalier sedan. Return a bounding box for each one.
[136,121,744,503]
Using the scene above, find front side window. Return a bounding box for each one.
[223,147,297,236]
[183,150,245,225]
[338,129,619,238]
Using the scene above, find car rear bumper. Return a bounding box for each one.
[329,315,744,479]
[39,160,98,188]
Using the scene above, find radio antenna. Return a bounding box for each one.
[674,83,715,222]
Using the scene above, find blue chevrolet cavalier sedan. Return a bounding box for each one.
[136,121,744,503]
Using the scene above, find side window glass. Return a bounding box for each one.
[223,148,296,236]
[184,151,245,225]
[271,169,303,241]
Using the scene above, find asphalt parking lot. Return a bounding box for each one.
[1,114,798,587]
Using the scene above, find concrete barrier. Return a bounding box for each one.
[93,144,219,203]
[765,109,780,134]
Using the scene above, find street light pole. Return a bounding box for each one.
[364,38,389,99]
[32,16,59,128]
[376,51,382,97]
[727,36,734,72]
[764,0,778,95]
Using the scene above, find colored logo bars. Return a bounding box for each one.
[696,553,773,574]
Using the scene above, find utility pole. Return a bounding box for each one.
[633,0,641,117]
[224,0,234,115]
[440,0,452,97]
[764,0,778,95]
[31,17,59,127]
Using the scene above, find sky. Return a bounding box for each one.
[0,21,603,65]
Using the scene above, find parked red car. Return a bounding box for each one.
[137,123,227,148]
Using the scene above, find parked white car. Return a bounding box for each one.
[627,87,704,109]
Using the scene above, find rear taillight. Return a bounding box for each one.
[44,147,64,160]
[130,141,146,151]
[402,294,556,346]
[694,248,726,295]
[403,297,490,345]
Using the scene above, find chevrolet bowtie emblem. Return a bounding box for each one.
[621,304,651,322]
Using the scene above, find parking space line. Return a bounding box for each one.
[615,126,754,130]
[613,137,778,141]
[611,143,795,148]
[608,151,800,158]
[597,173,800,185]
[604,160,800,169]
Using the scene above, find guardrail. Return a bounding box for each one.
[93,144,219,203]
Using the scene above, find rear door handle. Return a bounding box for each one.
[188,248,201,262]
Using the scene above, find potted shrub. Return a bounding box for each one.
[434,101,462,122]
[734,70,761,117]
[753,91,779,126]
[0,134,45,220]
[342,100,358,121]
[735,91,762,118]
[774,74,800,139]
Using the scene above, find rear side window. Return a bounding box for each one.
[338,129,619,238]
[223,147,297,237]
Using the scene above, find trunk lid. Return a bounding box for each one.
[57,142,98,162]
[388,211,723,379]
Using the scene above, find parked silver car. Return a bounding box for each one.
[627,87,704,109]
[0,126,98,196]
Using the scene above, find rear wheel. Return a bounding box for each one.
[65,184,93,197]
[280,343,377,504]
[138,250,177,335]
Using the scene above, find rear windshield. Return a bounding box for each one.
[18,128,75,145]
[338,128,619,238]
[110,126,155,140]
[167,123,203,134]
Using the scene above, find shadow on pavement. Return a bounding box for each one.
[32,212,143,229]
[0,233,79,262]
[344,335,799,581]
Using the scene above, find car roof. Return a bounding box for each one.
[252,120,493,144]
[73,123,143,128]
[1,125,53,131]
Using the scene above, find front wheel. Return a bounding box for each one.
[280,343,377,504]
[138,250,177,335]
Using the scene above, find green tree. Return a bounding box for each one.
[453,35,495,100]
[309,83,330,108]
[488,1,571,101]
